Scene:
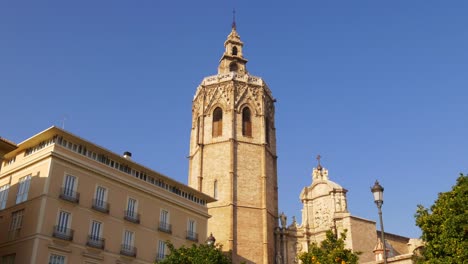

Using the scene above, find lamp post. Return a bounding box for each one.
[371,180,387,264]
[206,233,216,246]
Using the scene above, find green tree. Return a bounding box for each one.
[156,241,232,264]
[415,174,468,263]
[298,230,360,264]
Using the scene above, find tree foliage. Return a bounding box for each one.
[156,241,232,264]
[415,174,468,263]
[298,230,360,264]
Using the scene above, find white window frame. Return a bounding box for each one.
[126,197,138,216]
[16,175,31,204]
[0,184,10,209]
[160,209,169,225]
[157,240,166,260]
[48,253,66,264]
[89,220,102,240]
[62,174,77,196]
[122,230,134,248]
[188,219,196,234]
[56,210,71,233]
[94,185,107,207]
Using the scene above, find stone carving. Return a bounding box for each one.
[313,200,331,228]
[280,212,287,228]
[204,84,233,113]
[235,84,262,114]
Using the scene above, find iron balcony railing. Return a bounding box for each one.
[86,235,105,249]
[52,225,74,241]
[124,210,140,224]
[155,252,166,262]
[92,199,110,214]
[120,244,137,257]
[158,221,172,234]
[59,187,80,203]
[186,231,198,242]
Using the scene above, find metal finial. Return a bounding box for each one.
[232,9,237,30]
[316,154,322,170]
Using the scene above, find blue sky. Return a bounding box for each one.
[1,1,467,238]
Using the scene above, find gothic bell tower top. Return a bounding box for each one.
[218,17,248,74]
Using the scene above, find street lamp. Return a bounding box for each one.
[206,233,216,246]
[371,180,387,264]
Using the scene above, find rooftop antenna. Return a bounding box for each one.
[232,8,237,30]
[60,115,68,129]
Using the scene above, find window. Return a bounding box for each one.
[213,180,218,199]
[1,254,15,264]
[121,230,136,256]
[127,198,137,213]
[158,209,171,233]
[49,254,65,264]
[124,198,139,223]
[187,219,197,241]
[212,107,223,137]
[232,46,238,56]
[9,209,24,240]
[0,184,10,209]
[92,186,108,213]
[63,174,76,195]
[229,62,238,72]
[53,210,73,240]
[60,174,79,203]
[242,107,252,137]
[123,230,134,246]
[157,240,166,261]
[87,220,104,249]
[16,175,31,204]
[90,220,102,239]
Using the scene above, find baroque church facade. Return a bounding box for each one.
[188,23,422,264]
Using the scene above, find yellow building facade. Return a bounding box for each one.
[0,127,214,264]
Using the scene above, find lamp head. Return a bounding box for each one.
[371,180,384,205]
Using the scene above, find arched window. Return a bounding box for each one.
[213,180,218,199]
[242,107,252,137]
[232,46,238,56]
[229,62,238,72]
[212,107,223,137]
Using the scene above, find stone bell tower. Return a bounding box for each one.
[188,22,279,264]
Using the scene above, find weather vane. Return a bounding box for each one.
[232,8,237,29]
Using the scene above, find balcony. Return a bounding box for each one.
[86,235,105,249]
[92,199,110,214]
[124,210,140,224]
[52,225,74,241]
[158,221,172,234]
[186,231,198,242]
[59,188,80,204]
[120,244,137,257]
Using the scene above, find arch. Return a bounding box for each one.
[232,46,238,56]
[229,62,238,72]
[212,107,223,137]
[242,107,252,137]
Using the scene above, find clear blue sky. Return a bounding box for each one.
[1,1,467,238]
